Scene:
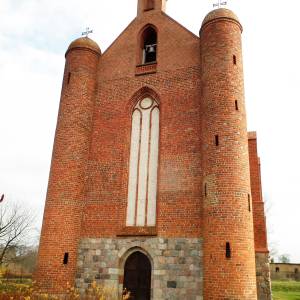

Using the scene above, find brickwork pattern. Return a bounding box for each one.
[35,47,100,292]
[200,15,257,299]
[76,237,203,300]
[248,133,269,252]
[82,11,202,238]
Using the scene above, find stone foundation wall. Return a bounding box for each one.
[256,252,272,300]
[75,237,203,300]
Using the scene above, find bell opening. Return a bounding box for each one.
[141,27,157,64]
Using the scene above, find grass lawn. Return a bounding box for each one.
[273,291,300,300]
[272,281,300,300]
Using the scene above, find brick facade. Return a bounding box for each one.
[201,11,257,299]
[36,1,271,299]
[248,133,271,300]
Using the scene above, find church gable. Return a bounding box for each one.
[98,11,200,80]
[86,10,203,238]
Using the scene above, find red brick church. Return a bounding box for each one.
[36,0,271,299]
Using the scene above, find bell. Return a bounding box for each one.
[146,45,156,53]
[148,45,156,53]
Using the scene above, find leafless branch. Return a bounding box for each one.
[0,202,35,265]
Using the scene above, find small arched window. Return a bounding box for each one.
[145,0,154,10]
[140,26,157,64]
[126,97,159,227]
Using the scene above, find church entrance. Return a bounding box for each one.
[123,251,151,300]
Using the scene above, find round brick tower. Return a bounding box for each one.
[200,9,257,299]
[35,37,101,292]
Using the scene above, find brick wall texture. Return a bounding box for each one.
[36,3,271,299]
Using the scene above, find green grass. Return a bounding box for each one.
[273,291,300,300]
[272,281,300,300]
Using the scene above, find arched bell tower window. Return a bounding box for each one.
[126,97,160,227]
[144,0,154,11]
[140,26,157,64]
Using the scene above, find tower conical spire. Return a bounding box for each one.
[137,0,167,15]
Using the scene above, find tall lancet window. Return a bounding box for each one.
[126,98,160,227]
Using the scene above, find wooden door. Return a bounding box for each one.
[124,251,151,300]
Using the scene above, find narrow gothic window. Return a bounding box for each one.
[248,194,251,212]
[235,100,239,111]
[215,135,219,146]
[126,97,159,226]
[226,242,231,258]
[141,27,157,64]
[63,252,69,264]
[233,55,237,65]
[67,72,71,84]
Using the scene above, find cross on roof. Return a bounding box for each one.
[213,0,227,9]
[82,27,93,38]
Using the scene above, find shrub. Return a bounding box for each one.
[0,280,131,300]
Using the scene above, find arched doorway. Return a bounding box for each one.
[123,251,151,300]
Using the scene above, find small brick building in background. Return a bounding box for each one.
[36,1,271,299]
[271,263,300,281]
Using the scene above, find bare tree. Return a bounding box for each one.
[0,199,34,265]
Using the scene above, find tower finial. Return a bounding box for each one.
[82,27,93,38]
[213,0,227,9]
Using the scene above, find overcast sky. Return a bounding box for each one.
[1,0,299,262]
